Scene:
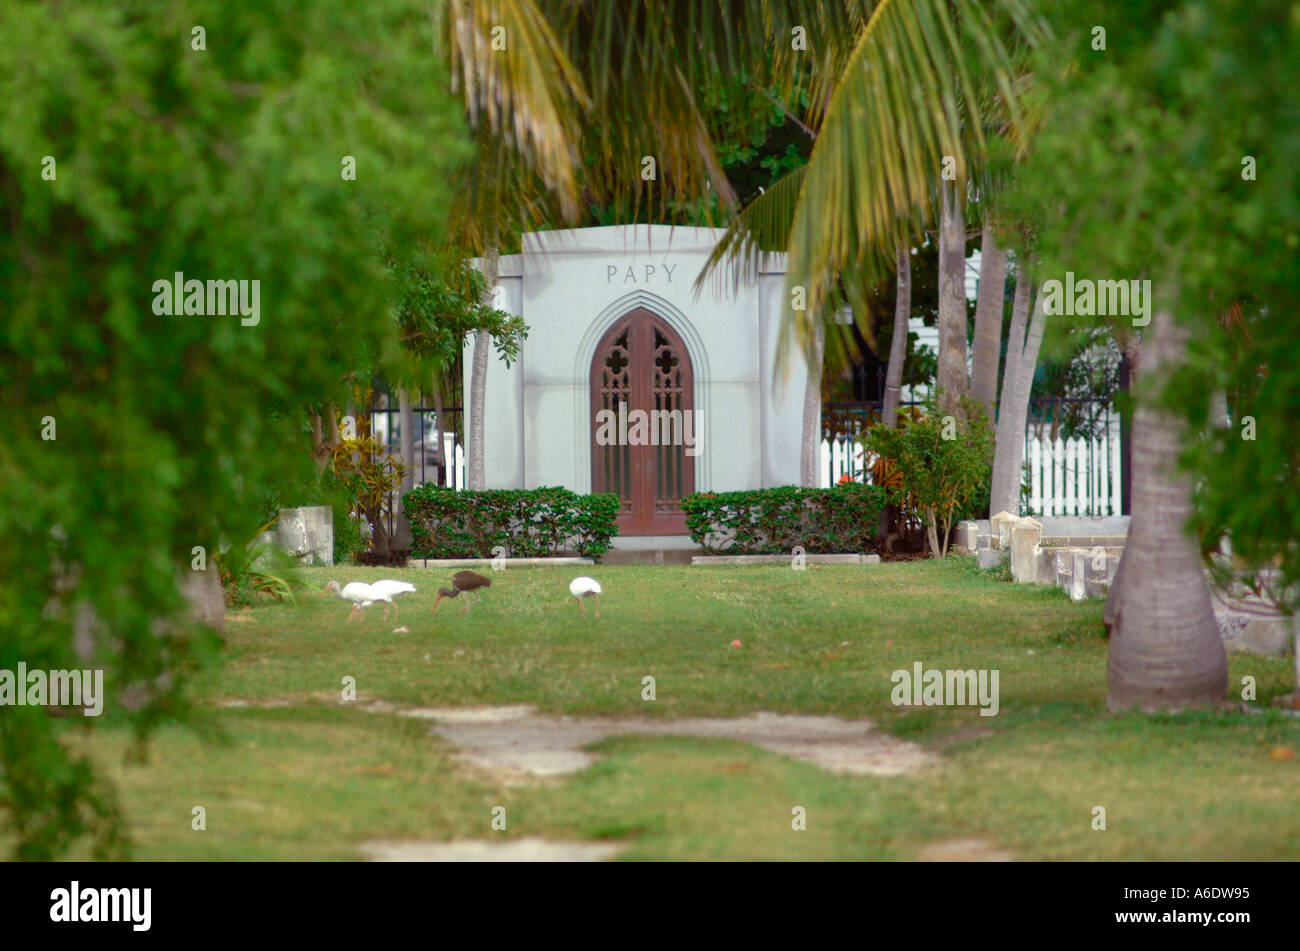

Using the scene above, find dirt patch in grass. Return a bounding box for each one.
[358,838,625,862]
[209,696,937,781]
[359,704,937,782]
[917,839,1014,862]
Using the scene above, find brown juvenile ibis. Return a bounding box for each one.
[433,570,492,615]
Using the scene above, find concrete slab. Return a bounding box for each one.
[691,554,866,566]
[1037,515,1129,536]
[611,535,699,550]
[406,557,594,568]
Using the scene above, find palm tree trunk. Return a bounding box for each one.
[800,317,825,487]
[936,184,969,419]
[1107,308,1227,711]
[468,246,498,491]
[881,246,911,429]
[969,220,1007,428]
[1104,333,1142,630]
[989,276,1042,516]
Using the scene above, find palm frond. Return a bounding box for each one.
[785,0,1045,344]
[440,0,589,221]
[695,164,807,301]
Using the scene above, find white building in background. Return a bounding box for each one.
[464,225,811,540]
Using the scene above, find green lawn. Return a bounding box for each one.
[19,560,1300,860]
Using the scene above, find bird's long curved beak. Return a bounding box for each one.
[432,593,444,614]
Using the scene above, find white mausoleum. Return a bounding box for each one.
[464,225,810,538]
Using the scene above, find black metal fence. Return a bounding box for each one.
[364,387,464,547]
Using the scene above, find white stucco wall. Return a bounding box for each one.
[464,225,808,498]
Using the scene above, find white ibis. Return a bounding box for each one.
[569,576,602,618]
[369,579,417,620]
[322,580,393,623]
[433,570,492,615]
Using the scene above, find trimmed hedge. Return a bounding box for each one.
[403,485,620,559]
[682,484,888,554]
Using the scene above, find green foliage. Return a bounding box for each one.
[329,496,366,566]
[0,0,469,857]
[1008,1,1300,608]
[331,434,405,552]
[866,406,994,557]
[390,256,527,378]
[682,484,888,555]
[404,486,620,559]
[215,527,299,609]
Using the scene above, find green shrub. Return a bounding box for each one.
[216,525,300,607]
[865,407,993,558]
[681,484,888,554]
[403,486,620,559]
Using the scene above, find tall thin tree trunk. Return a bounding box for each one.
[395,387,415,549]
[970,220,1007,429]
[800,317,825,487]
[989,276,1043,516]
[936,184,969,419]
[399,388,415,493]
[468,247,498,491]
[882,246,911,429]
[432,376,447,487]
[1108,309,1227,711]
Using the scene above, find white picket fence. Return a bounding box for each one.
[411,434,466,490]
[818,429,1123,517]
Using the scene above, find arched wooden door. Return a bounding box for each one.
[591,308,695,535]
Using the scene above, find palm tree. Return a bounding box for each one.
[970,220,1009,421]
[881,246,912,428]
[1106,309,1227,710]
[936,184,969,418]
[697,0,1042,479]
[988,266,1044,515]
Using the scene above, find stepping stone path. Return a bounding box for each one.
[357,703,936,782]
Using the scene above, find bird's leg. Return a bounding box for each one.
[461,598,470,616]
[593,594,600,619]
[348,604,359,623]
[578,598,585,617]
[391,602,399,621]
